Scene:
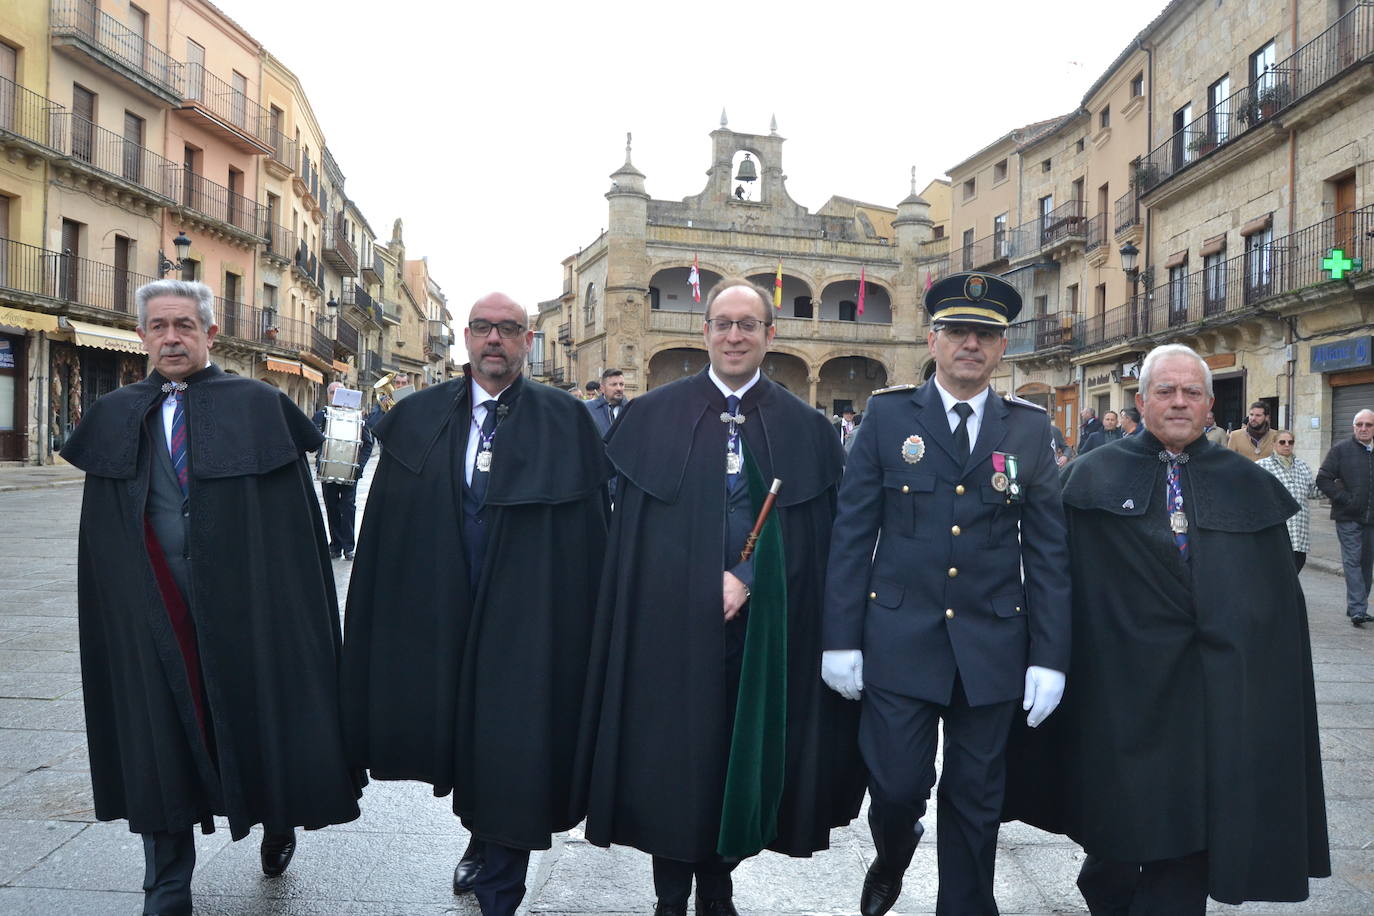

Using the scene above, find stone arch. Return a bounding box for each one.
[649,264,724,313]
[817,354,890,413]
[646,345,709,389]
[818,277,893,323]
[743,269,816,319]
[761,351,809,396]
[730,149,763,202]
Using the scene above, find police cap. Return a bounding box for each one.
[925,272,1022,328]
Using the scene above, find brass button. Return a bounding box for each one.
[901,485,910,494]
[951,525,961,536]
[955,484,966,495]
[945,608,955,619]
[1015,605,1022,613]
[948,567,958,578]
[869,591,877,600]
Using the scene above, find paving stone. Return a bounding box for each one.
[1315,680,1374,704]
[333,779,471,836]
[0,886,142,915]
[0,727,87,770]
[0,698,86,731]
[352,831,487,909]
[0,671,82,700]
[0,819,86,884]
[0,768,97,821]
[192,826,385,902]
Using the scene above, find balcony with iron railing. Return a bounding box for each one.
[340,280,384,325]
[1005,313,1075,358]
[215,298,288,348]
[363,349,381,379]
[265,127,296,179]
[549,365,566,385]
[527,359,551,378]
[168,168,265,239]
[426,319,452,360]
[1083,213,1108,256]
[322,216,358,276]
[263,223,295,266]
[0,235,154,319]
[293,241,324,294]
[334,316,359,356]
[1114,188,1142,236]
[1035,200,1088,252]
[50,111,176,205]
[557,321,573,344]
[957,230,1014,272]
[361,250,384,284]
[1137,3,1374,196]
[0,76,64,157]
[50,0,181,105]
[177,62,271,154]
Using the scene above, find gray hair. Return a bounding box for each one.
[135,279,216,331]
[1138,343,1213,400]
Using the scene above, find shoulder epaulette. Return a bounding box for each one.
[1004,394,1048,412]
[870,383,917,396]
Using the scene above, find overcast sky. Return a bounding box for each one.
[223,0,1160,320]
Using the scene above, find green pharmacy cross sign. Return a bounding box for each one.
[1322,248,1364,280]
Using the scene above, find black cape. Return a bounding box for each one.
[1003,430,1330,904]
[341,372,610,851]
[575,372,866,861]
[61,365,362,839]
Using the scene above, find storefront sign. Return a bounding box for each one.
[1311,336,1373,373]
[1204,353,1236,369]
[0,339,13,369]
[1085,371,1113,388]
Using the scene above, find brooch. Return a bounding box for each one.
[900,435,926,464]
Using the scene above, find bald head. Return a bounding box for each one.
[1355,409,1374,444]
[465,291,532,394]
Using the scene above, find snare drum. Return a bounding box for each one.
[319,406,363,483]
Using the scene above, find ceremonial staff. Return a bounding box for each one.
[739,478,782,563]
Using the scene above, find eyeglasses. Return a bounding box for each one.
[468,319,525,339]
[938,325,1003,344]
[705,317,769,334]
[1276,439,1294,445]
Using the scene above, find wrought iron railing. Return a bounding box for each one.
[1076,303,1135,349]
[267,127,296,173]
[0,75,63,151]
[179,62,270,144]
[335,317,359,354]
[527,359,550,377]
[1037,199,1088,247]
[0,235,154,315]
[322,215,358,275]
[1114,188,1141,235]
[50,1,181,99]
[1006,314,1074,357]
[958,230,1015,271]
[50,111,175,200]
[1138,3,1374,192]
[168,168,265,235]
[1084,213,1108,254]
[265,223,295,262]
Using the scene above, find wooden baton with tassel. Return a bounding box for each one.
[739,478,783,563]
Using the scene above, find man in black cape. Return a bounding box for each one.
[575,278,866,916]
[61,279,361,916]
[341,291,610,915]
[1004,343,1329,912]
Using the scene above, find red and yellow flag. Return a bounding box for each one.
[773,260,783,310]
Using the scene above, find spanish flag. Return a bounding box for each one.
[773,261,783,310]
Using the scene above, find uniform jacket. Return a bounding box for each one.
[1316,436,1374,524]
[823,381,1071,707]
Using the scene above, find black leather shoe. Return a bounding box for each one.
[860,860,903,916]
[453,849,484,895]
[260,829,296,877]
[343,549,354,561]
[329,550,342,559]
[694,896,739,915]
[1353,614,1371,628]
[651,905,686,916]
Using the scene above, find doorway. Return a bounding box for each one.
[1211,373,1245,432]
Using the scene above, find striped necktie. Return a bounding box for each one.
[169,391,188,496]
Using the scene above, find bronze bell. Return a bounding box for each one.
[734,153,758,183]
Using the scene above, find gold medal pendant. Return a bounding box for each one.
[1170,511,1188,534]
[991,472,1009,492]
[476,449,493,473]
[726,451,742,475]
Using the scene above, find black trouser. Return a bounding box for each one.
[464,837,531,916]
[142,830,195,916]
[321,481,358,553]
[652,855,737,907]
[1077,850,1208,915]
[860,678,1017,916]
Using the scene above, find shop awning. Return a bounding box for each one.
[264,356,302,376]
[331,359,350,374]
[65,319,144,354]
[300,365,324,384]
[0,305,60,334]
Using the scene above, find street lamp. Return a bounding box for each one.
[158,231,192,276]
[1120,241,1142,335]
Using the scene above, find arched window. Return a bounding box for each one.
[584,282,597,326]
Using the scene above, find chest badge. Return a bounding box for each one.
[900,434,926,464]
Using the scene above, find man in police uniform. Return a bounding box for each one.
[822,272,1071,916]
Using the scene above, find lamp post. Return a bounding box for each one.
[158,231,192,277]
[1120,241,1140,335]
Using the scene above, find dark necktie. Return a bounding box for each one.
[169,391,189,496]
[726,394,742,491]
[952,402,973,465]
[470,399,498,505]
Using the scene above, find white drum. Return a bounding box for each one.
[319,405,363,483]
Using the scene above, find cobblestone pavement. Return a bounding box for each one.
[0,461,1370,914]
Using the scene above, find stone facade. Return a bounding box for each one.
[542,122,946,414]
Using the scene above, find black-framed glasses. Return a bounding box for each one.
[1276,439,1294,445]
[468,319,525,339]
[705,317,770,334]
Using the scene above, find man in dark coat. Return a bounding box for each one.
[822,272,1071,916]
[585,366,628,437]
[1080,407,1103,442]
[576,277,865,916]
[311,381,375,560]
[1078,409,1122,454]
[61,279,361,916]
[341,292,609,916]
[1316,407,1374,626]
[1004,343,1329,912]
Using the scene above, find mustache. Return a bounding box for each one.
[159,345,188,357]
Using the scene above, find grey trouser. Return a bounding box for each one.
[1335,520,1374,617]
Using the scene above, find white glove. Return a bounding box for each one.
[821,649,864,701]
[1023,666,1065,728]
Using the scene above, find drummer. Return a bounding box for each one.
[312,382,374,560]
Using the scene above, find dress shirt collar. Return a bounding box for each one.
[930,376,991,422]
[469,377,512,409]
[708,367,761,400]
